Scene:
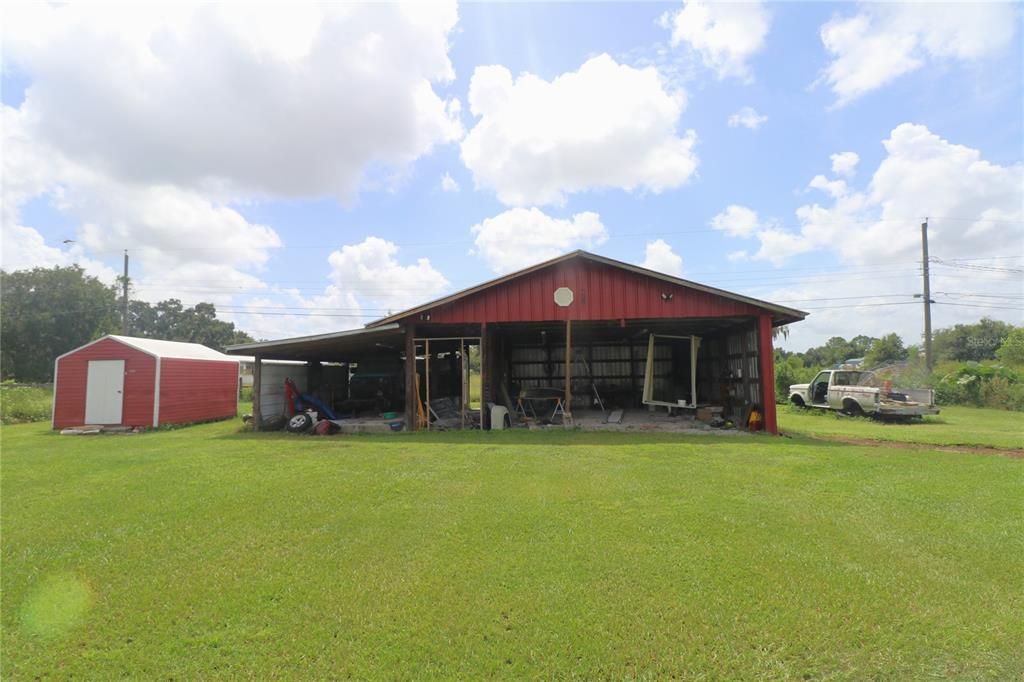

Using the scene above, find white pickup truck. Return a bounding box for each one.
[789,369,939,419]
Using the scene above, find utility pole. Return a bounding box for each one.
[925,219,933,368]
[122,249,130,335]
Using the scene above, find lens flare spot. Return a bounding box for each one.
[20,573,93,637]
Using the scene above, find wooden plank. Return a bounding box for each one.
[628,339,637,403]
[480,323,489,429]
[460,337,466,431]
[404,325,416,431]
[425,338,431,431]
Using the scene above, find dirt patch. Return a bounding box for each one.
[796,434,1024,459]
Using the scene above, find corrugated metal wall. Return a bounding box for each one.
[158,358,238,425]
[501,324,763,416]
[508,339,677,409]
[259,363,308,417]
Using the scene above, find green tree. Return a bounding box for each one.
[1,266,119,381]
[996,328,1024,366]
[801,336,874,369]
[129,298,254,351]
[932,318,1015,362]
[864,333,907,367]
[848,335,875,358]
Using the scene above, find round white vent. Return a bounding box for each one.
[553,286,574,307]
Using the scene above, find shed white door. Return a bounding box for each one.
[85,360,125,424]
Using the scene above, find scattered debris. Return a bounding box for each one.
[696,406,724,423]
[60,426,103,436]
[59,425,142,435]
[313,420,341,436]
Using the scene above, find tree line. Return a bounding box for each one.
[774,318,1024,409]
[1,266,255,382]
[778,317,1019,370]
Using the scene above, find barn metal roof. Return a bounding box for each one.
[224,323,402,361]
[366,250,808,327]
[105,335,238,361]
[55,335,238,362]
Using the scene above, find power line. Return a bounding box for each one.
[66,215,1024,256]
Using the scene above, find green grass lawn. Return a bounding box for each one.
[779,404,1024,450]
[2,418,1023,679]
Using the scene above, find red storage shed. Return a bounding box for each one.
[53,335,240,429]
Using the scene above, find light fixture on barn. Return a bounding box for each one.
[553,287,574,307]
[661,292,674,302]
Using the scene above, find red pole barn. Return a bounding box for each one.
[229,251,807,436]
[53,335,240,429]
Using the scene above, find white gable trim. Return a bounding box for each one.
[53,335,158,362]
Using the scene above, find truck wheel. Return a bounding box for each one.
[791,395,806,408]
[841,400,864,417]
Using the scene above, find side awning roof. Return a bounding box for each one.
[225,323,403,362]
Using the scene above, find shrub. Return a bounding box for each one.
[996,328,1024,367]
[0,381,53,424]
[981,376,1024,411]
[933,363,1022,410]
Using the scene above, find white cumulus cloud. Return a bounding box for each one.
[327,237,449,314]
[808,174,848,199]
[440,172,460,193]
[830,151,860,176]
[226,237,450,338]
[727,106,767,129]
[470,208,608,273]
[664,1,771,81]
[728,124,1023,268]
[461,54,697,206]
[3,2,462,199]
[818,3,1018,106]
[710,205,762,237]
[640,239,684,277]
[1,2,462,311]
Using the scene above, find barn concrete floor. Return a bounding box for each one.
[521,408,747,435]
[331,408,745,434]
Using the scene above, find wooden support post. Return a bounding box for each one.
[460,337,466,431]
[252,354,262,431]
[757,314,779,435]
[480,322,489,430]
[690,336,699,408]
[739,325,751,407]
[628,337,636,405]
[404,324,417,432]
[425,338,431,431]
[564,319,572,416]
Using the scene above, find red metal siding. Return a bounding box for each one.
[53,338,156,428]
[158,358,238,425]
[424,260,762,324]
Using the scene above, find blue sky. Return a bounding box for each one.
[2,2,1021,349]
